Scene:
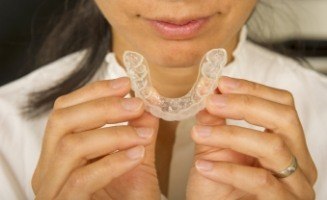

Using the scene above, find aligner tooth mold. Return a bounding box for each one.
[123,49,227,121]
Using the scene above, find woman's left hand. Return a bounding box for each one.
[186,76,317,200]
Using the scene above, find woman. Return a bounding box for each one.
[0,0,326,199]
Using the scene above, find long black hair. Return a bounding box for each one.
[25,0,111,117]
[24,0,305,117]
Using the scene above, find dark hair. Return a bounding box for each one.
[25,0,111,117]
[24,0,305,117]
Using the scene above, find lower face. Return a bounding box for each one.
[94,0,257,69]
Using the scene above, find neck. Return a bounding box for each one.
[149,64,199,98]
[114,33,239,98]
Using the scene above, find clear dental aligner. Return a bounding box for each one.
[123,48,227,121]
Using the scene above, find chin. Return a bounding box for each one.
[143,40,215,68]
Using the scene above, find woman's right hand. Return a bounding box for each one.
[32,77,161,200]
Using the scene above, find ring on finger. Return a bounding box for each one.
[272,155,298,178]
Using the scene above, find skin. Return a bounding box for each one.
[95,0,255,98]
[187,77,317,199]
[32,0,317,199]
[32,78,161,199]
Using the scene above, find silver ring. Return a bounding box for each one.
[272,155,298,179]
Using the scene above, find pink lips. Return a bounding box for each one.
[147,17,210,40]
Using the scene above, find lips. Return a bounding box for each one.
[146,16,212,40]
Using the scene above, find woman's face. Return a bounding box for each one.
[95,0,257,68]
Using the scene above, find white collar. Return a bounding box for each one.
[221,26,247,76]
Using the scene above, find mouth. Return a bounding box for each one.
[145,15,214,40]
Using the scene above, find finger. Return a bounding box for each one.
[56,146,145,200]
[218,76,294,106]
[75,126,154,160]
[36,97,144,192]
[39,126,153,198]
[54,77,131,109]
[129,112,159,165]
[47,97,144,136]
[192,125,316,195]
[194,146,254,166]
[99,113,160,198]
[192,125,294,172]
[205,94,304,143]
[196,109,226,126]
[43,97,145,165]
[204,94,316,176]
[195,161,298,200]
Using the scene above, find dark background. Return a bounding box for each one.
[0,0,65,86]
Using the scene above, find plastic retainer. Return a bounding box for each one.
[123,48,227,121]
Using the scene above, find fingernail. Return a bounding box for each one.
[135,127,154,139]
[126,146,145,160]
[110,78,129,90]
[196,160,213,171]
[209,95,227,107]
[221,77,239,90]
[194,125,212,138]
[121,98,143,111]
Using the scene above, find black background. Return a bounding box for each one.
[0,0,64,86]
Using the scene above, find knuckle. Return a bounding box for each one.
[57,136,79,155]
[310,165,318,186]
[240,95,253,106]
[53,95,66,109]
[88,81,107,96]
[111,127,136,145]
[102,157,115,171]
[68,170,87,189]
[247,81,260,92]
[97,97,116,113]
[223,126,237,140]
[196,111,214,124]
[48,110,65,128]
[110,127,122,138]
[255,169,275,188]
[307,187,316,200]
[98,157,117,180]
[225,125,237,135]
[301,184,316,200]
[283,107,299,126]
[281,90,295,105]
[123,127,137,140]
[31,174,39,194]
[108,129,123,149]
[225,163,237,177]
[269,135,287,155]
[89,81,105,92]
[303,188,316,200]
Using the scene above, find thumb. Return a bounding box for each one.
[129,112,159,164]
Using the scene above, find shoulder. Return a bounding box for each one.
[240,40,327,97]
